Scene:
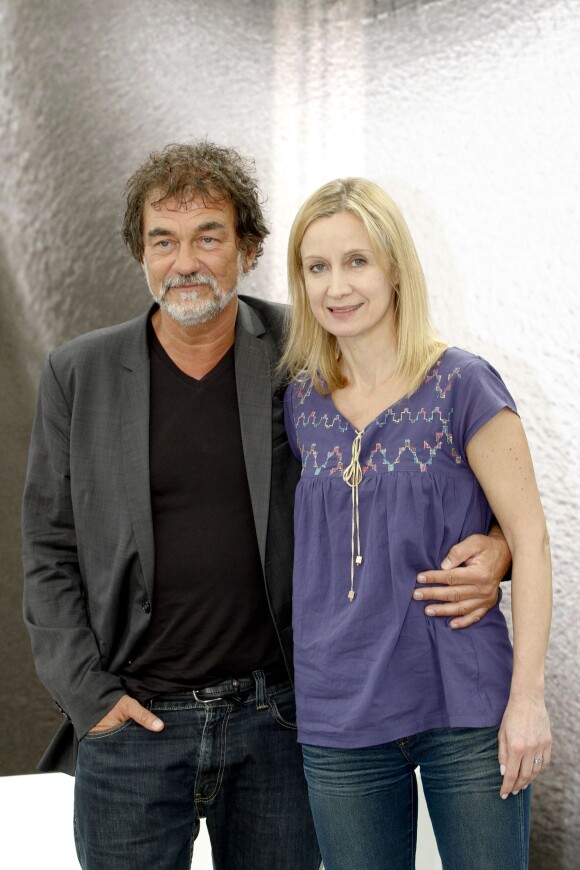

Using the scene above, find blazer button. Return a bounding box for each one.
[142,600,151,613]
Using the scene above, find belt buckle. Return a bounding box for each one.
[192,689,224,704]
[192,677,249,705]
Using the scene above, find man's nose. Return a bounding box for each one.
[174,246,201,275]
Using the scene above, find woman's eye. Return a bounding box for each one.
[310,263,326,273]
[352,257,366,267]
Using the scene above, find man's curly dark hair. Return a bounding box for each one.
[122,140,269,267]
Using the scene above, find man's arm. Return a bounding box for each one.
[22,356,160,737]
[412,527,511,629]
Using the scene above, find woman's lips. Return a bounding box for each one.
[328,303,363,316]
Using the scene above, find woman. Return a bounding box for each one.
[281,178,551,869]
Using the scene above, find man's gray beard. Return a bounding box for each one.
[150,271,241,326]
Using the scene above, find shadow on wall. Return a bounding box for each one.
[0,236,63,774]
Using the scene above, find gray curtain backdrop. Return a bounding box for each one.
[1,1,578,866]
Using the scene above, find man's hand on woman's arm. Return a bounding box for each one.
[412,528,511,629]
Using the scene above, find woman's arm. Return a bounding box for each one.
[466,407,552,797]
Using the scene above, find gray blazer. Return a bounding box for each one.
[22,295,300,774]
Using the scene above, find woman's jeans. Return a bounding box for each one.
[302,726,530,870]
[74,673,320,870]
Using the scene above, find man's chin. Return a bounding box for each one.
[159,292,237,326]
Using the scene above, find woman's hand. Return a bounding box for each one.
[498,694,552,798]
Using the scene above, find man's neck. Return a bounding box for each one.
[151,297,238,380]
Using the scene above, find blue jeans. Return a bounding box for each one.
[302,726,530,870]
[74,672,321,869]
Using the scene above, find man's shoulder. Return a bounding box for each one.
[48,309,150,369]
[238,294,288,333]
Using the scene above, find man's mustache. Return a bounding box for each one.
[160,273,219,297]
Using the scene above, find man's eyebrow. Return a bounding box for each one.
[196,220,226,232]
[146,220,226,240]
[147,226,173,239]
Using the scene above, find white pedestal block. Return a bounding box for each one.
[0,771,441,868]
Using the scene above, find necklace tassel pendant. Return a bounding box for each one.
[348,589,356,602]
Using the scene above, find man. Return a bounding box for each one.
[22,141,510,869]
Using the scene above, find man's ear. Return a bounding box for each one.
[241,243,257,272]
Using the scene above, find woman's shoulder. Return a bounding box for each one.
[433,348,517,454]
[286,374,329,407]
[432,346,487,373]
[425,347,505,393]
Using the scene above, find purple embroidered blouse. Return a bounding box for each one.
[284,347,517,748]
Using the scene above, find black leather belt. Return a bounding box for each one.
[154,669,287,705]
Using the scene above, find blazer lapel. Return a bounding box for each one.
[235,300,272,570]
[120,313,155,599]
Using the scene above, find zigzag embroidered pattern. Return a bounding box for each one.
[425,364,462,398]
[294,363,465,474]
[295,410,349,433]
[301,432,461,475]
[365,433,461,473]
[301,444,346,476]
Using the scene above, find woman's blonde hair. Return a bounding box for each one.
[280,177,447,395]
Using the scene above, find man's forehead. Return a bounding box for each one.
[145,188,232,217]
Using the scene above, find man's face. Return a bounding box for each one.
[141,191,254,326]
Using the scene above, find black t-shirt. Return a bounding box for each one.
[120,324,283,700]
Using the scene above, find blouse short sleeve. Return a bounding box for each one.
[451,355,518,460]
[283,382,302,462]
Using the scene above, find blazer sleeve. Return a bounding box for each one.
[22,355,126,737]
[283,382,302,462]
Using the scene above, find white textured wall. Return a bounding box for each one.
[1,1,578,866]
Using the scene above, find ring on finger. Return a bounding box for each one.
[533,756,544,766]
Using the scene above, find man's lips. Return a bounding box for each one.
[162,280,214,297]
[169,281,211,290]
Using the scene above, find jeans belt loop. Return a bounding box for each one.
[252,669,269,710]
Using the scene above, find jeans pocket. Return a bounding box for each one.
[268,689,298,731]
[83,719,133,740]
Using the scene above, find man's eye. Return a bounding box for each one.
[201,236,217,244]
[156,240,172,248]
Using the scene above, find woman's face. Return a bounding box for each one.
[300,211,396,344]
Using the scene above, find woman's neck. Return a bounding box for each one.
[333,329,410,430]
[337,324,398,391]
